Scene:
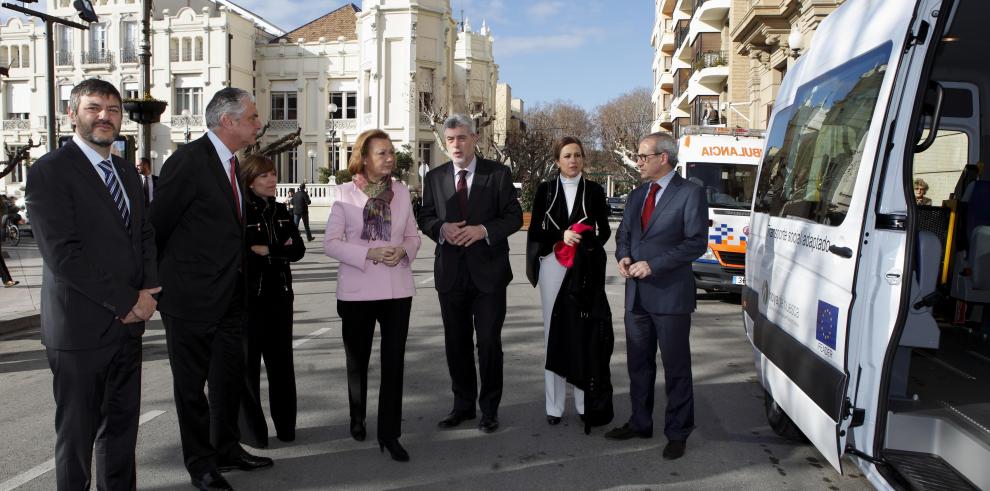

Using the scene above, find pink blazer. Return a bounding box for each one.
[323,180,422,301]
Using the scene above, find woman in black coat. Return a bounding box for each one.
[526,136,613,430]
[238,155,305,448]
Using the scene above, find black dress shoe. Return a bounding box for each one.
[378,437,410,462]
[217,452,274,472]
[437,410,476,428]
[546,415,562,425]
[478,415,499,433]
[350,420,367,441]
[276,433,295,442]
[191,470,233,490]
[604,423,652,440]
[663,440,687,460]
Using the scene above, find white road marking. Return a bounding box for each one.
[0,410,166,491]
[292,327,331,349]
[419,276,434,285]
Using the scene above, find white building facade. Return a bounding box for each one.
[2,0,514,203]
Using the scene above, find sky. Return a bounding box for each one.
[1,0,655,111]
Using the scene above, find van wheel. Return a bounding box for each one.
[764,390,808,442]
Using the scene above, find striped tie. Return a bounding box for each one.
[97,160,131,230]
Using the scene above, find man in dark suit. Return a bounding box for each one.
[135,157,158,206]
[605,132,708,461]
[26,79,160,490]
[151,88,270,491]
[290,182,313,241]
[418,114,522,433]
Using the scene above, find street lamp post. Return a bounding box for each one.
[307,149,315,184]
[326,102,338,184]
[181,108,191,144]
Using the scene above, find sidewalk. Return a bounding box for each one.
[0,242,42,335]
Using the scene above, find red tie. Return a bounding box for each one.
[641,182,661,230]
[229,156,241,222]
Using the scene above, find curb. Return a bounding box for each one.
[0,313,40,336]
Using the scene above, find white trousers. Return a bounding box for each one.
[538,253,585,417]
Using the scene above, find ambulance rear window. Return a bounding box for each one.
[753,43,892,226]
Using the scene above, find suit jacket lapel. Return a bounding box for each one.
[64,141,130,236]
[439,162,458,221]
[110,155,142,244]
[466,159,490,222]
[200,137,242,224]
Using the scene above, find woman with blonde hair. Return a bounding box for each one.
[324,129,421,461]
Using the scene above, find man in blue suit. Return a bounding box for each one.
[605,132,708,460]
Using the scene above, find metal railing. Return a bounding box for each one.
[81,50,114,65]
[674,19,690,49]
[55,50,73,66]
[2,119,31,130]
[120,47,139,64]
[171,114,202,127]
[325,119,357,131]
[269,120,299,132]
[673,68,691,99]
[692,49,726,71]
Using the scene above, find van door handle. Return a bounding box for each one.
[829,245,853,258]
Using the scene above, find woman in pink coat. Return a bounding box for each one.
[324,129,421,462]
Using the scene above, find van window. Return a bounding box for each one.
[913,130,969,206]
[685,162,756,209]
[754,44,892,226]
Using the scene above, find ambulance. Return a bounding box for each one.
[743,0,988,489]
[676,126,764,293]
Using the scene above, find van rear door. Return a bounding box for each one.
[744,0,947,473]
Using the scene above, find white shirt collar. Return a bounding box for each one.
[654,169,676,188]
[453,157,477,176]
[560,173,582,185]
[206,129,235,164]
[72,134,112,165]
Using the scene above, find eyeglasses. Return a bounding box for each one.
[635,152,664,161]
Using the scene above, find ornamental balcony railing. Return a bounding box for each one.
[81,49,114,65]
[171,114,203,127]
[325,119,357,131]
[269,120,299,132]
[2,119,31,130]
[692,49,727,71]
[55,50,73,67]
[120,47,139,64]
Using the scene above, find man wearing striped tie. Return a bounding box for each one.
[26,78,160,490]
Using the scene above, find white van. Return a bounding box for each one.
[743,0,989,489]
[676,126,764,293]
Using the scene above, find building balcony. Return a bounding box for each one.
[690,95,723,126]
[269,119,299,132]
[673,19,691,53]
[81,50,114,66]
[120,47,139,64]
[171,114,202,128]
[694,0,729,23]
[660,71,673,90]
[325,119,357,131]
[2,119,31,131]
[693,49,726,71]
[660,29,676,52]
[55,50,73,67]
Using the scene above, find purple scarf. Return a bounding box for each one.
[354,174,394,241]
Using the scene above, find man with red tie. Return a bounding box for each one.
[151,88,270,490]
[605,132,708,461]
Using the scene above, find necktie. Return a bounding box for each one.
[456,169,468,219]
[97,160,130,230]
[641,182,661,231]
[229,156,241,222]
[142,175,151,206]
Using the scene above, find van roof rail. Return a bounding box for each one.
[681,126,765,138]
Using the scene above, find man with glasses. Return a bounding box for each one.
[604,132,708,461]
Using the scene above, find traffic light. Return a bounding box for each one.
[72,0,98,23]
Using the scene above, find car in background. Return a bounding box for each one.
[607,196,626,216]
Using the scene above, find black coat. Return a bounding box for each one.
[245,193,305,298]
[150,134,245,322]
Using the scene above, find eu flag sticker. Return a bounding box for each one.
[816,300,839,350]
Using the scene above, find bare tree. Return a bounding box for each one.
[1,139,42,181]
[243,123,302,161]
[594,87,654,184]
[417,89,502,163]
